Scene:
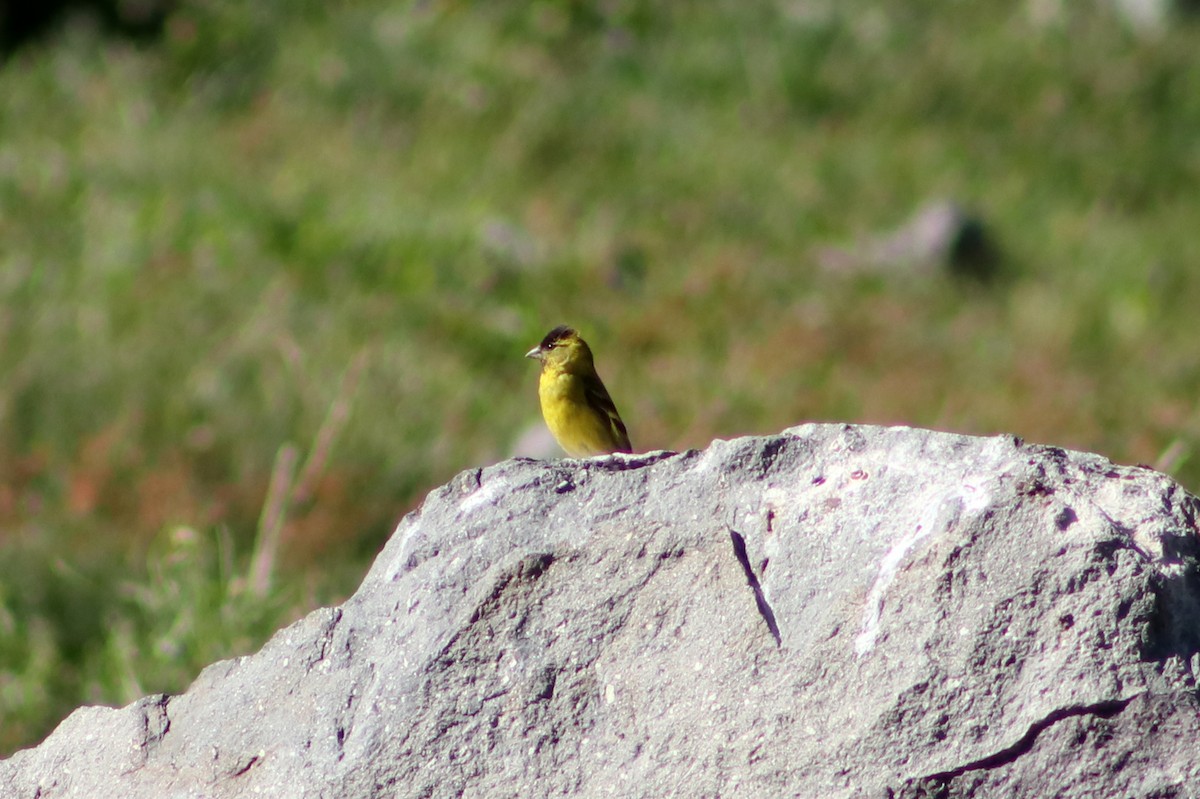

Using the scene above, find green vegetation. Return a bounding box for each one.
[2,0,1200,754]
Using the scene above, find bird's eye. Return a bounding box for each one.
[545,342,556,350]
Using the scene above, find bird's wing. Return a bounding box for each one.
[583,374,632,452]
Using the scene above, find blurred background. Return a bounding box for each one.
[2,0,1200,754]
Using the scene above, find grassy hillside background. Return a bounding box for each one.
[3,0,1200,753]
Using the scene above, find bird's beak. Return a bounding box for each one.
[525,346,542,360]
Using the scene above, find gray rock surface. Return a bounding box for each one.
[3,424,1199,798]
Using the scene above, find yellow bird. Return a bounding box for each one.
[525,326,632,457]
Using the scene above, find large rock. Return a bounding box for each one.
[3,424,1199,798]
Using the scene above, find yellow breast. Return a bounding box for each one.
[538,371,624,457]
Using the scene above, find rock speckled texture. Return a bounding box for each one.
[3,424,1199,798]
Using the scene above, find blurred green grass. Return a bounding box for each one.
[3,0,1200,753]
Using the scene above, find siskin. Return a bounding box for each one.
[525,326,633,458]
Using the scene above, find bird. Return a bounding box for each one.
[525,325,632,457]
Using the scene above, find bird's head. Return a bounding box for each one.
[525,325,594,373]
